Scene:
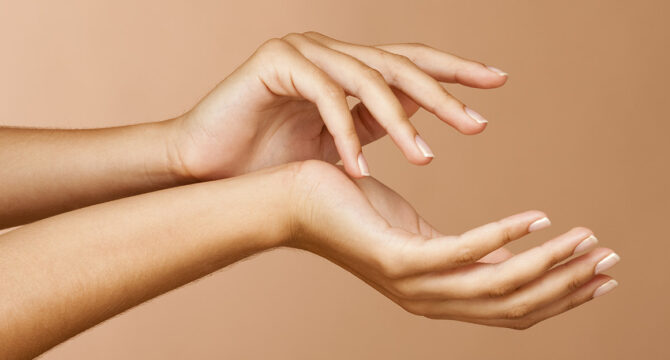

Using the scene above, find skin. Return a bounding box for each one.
[1,32,505,228]
[0,160,615,359]
[0,32,618,359]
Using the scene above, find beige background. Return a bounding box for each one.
[1,0,668,359]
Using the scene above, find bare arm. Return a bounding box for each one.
[0,160,618,359]
[0,122,190,228]
[0,164,291,359]
[0,32,507,229]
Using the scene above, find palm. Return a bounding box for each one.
[293,162,511,267]
[353,172,512,263]
[244,99,340,169]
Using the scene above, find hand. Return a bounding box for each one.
[168,32,508,180]
[284,160,619,329]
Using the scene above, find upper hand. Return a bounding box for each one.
[168,32,508,180]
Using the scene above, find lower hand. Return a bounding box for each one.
[283,160,619,329]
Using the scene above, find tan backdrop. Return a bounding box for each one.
[1,0,667,359]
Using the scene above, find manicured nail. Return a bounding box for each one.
[593,279,618,298]
[464,107,488,124]
[357,152,370,176]
[573,235,598,255]
[528,217,551,232]
[594,253,620,274]
[414,135,434,158]
[486,66,508,77]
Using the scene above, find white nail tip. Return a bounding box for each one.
[465,107,488,124]
[594,253,620,275]
[593,279,618,298]
[357,153,370,176]
[486,66,508,76]
[528,217,551,232]
[414,135,434,158]
[573,235,598,254]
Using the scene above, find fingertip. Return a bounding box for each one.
[524,210,549,221]
[459,122,488,135]
[480,65,509,88]
[449,107,488,135]
[456,64,508,89]
[413,134,435,164]
[411,155,434,166]
[357,152,370,177]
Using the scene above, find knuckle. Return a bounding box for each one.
[486,280,516,298]
[407,41,429,49]
[451,245,477,266]
[258,38,289,54]
[281,32,304,42]
[360,67,385,83]
[320,81,345,100]
[566,276,583,292]
[392,53,414,66]
[390,280,421,300]
[494,221,514,245]
[292,160,340,185]
[302,30,323,37]
[502,302,532,319]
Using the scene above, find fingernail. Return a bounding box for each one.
[594,253,620,274]
[528,217,551,232]
[357,152,370,176]
[593,279,618,298]
[486,65,508,77]
[465,107,488,124]
[573,235,598,255]
[414,135,434,158]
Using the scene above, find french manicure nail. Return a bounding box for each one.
[528,217,551,232]
[486,65,508,77]
[594,253,620,274]
[593,279,618,298]
[357,152,370,176]
[414,135,434,158]
[573,235,598,255]
[465,107,488,124]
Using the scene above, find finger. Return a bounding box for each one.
[303,31,490,135]
[416,248,620,319]
[351,87,420,146]
[446,275,618,329]
[375,210,550,279]
[374,43,508,89]
[479,247,515,263]
[343,250,617,329]
[282,33,432,164]
[253,38,367,177]
[393,227,598,300]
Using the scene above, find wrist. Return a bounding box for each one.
[214,162,301,249]
[156,114,202,184]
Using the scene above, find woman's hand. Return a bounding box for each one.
[0,160,618,358]
[284,160,619,329]
[169,31,508,180]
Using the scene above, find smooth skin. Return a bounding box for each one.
[0,161,616,359]
[1,32,504,228]
[0,32,619,359]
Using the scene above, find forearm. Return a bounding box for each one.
[0,120,190,229]
[0,164,292,359]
